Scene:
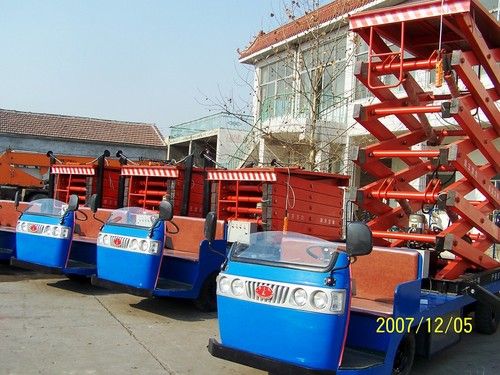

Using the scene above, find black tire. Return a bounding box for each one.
[392,334,415,375]
[475,302,498,334]
[66,274,89,283]
[27,193,48,202]
[193,273,217,312]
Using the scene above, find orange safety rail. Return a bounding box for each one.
[207,168,349,241]
[349,0,499,280]
[121,165,205,217]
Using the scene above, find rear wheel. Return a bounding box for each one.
[475,301,498,334]
[392,334,415,375]
[193,273,217,312]
[66,274,89,283]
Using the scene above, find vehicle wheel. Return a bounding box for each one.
[193,273,217,312]
[66,274,88,283]
[392,334,415,375]
[27,193,48,202]
[475,301,498,334]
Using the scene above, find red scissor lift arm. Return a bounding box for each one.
[349,0,499,280]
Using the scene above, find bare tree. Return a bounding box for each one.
[204,0,373,172]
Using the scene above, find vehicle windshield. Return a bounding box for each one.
[230,231,342,270]
[107,207,158,229]
[24,199,68,218]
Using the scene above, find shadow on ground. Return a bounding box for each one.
[0,263,61,282]
[130,297,217,322]
[47,278,121,296]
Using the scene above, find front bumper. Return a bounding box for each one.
[91,276,153,297]
[10,258,63,274]
[208,338,336,375]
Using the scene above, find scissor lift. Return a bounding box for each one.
[208,167,349,241]
[349,0,499,280]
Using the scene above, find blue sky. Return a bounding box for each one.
[0,1,315,135]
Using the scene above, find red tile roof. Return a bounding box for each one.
[0,108,166,148]
[239,0,374,60]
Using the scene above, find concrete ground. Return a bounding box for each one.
[0,264,498,375]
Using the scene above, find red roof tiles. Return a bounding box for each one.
[0,108,165,148]
[239,0,374,60]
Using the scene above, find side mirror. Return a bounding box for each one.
[346,222,372,257]
[204,212,217,242]
[158,201,173,221]
[89,194,99,213]
[14,191,20,208]
[67,194,79,212]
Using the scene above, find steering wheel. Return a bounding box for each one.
[75,210,88,221]
[306,245,333,261]
[166,220,179,234]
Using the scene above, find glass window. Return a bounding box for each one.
[231,231,342,270]
[299,34,348,120]
[24,199,68,218]
[258,58,294,121]
[107,207,159,228]
[354,39,370,100]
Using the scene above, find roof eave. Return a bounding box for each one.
[238,0,390,65]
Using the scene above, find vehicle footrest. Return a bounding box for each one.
[90,276,153,297]
[339,347,385,370]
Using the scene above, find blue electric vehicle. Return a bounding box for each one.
[209,223,500,374]
[91,201,227,311]
[10,194,82,273]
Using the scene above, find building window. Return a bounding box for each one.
[298,34,348,122]
[259,59,294,121]
[354,39,370,100]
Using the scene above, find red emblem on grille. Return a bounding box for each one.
[256,285,273,299]
[29,224,38,232]
[113,237,122,246]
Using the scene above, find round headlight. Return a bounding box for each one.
[311,291,328,309]
[293,288,308,306]
[103,235,110,245]
[219,276,231,294]
[140,240,149,252]
[21,222,27,232]
[52,226,61,237]
[44,225,52,234]
[130,239,139,250]
[231,279,244,296]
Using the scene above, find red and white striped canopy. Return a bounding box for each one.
[207,170,277,182]
[51,165,95,175]
[349,0,470,30]
[121,166,179,178]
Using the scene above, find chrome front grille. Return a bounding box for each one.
[245,280,289,304]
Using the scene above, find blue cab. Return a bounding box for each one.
[209,223,500,374]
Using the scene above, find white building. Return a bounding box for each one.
[167,112,253,168]
[238,0,499,188]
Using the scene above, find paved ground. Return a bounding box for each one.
[0,264,498,375]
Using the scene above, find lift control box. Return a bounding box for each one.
[227,220,257,244]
